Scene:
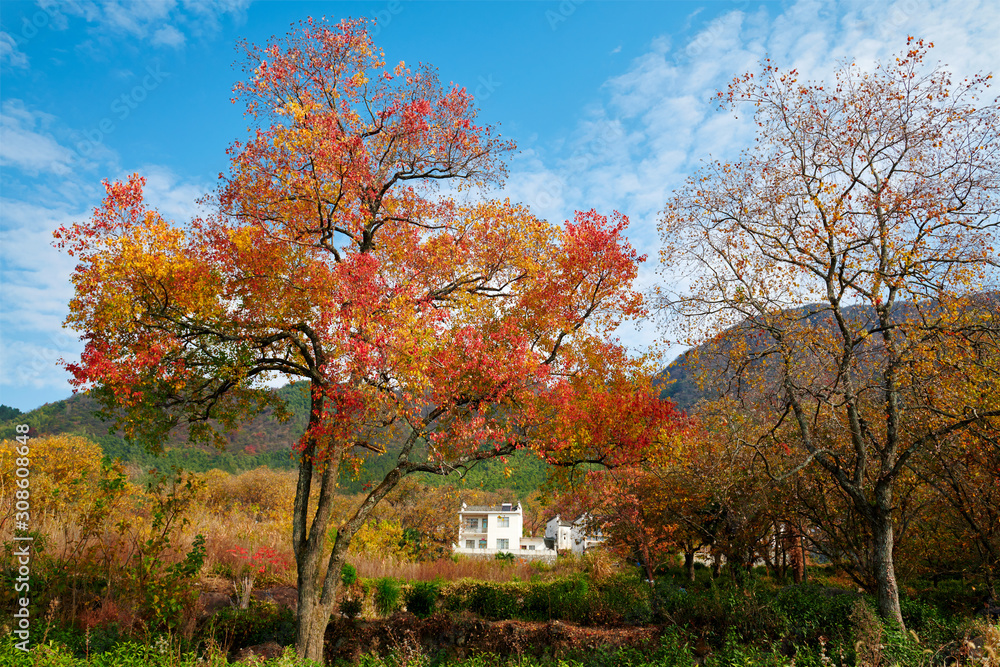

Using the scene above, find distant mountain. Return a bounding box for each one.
[0,405,23,422]
[0,383,551,493]
[654,298,980,412]
[0,384,311,473]
[656,349,703,412]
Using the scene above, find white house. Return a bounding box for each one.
[453,501,556,560]
[545,516,574,551]
[544,513,606,554]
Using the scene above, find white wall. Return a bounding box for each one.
[545,515,573,551]
[457,503,523,553]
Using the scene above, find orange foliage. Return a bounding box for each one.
[53,17,680,659]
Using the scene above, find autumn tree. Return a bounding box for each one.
[570,465,680,584]
[658,40,1000,628]
[911,417,1000,595]
[55,18,677,660]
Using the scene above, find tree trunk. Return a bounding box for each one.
[872,505,905,630]
[712,550,722,578]
[296,586,336,664]
[684,549,696,582]
[292,385,345,663]
[639,536,655,584]
[290,403,419,660]
[760,529,778,580]
[788,523,805,584]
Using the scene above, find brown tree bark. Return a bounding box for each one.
[787,523,805,584]
[871,495,904,628]
[684,549,696,582]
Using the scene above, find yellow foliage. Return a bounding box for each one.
[200,466,296,522]
[0,435,116,520]
[349,518,413,560]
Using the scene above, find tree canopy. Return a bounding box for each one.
[55,17,678,660]
[658,39,1000,628]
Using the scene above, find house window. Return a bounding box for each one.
[529,545,536,551]
[497,516,510,527]
[482,517,487,530]
[466,518,479,530]
[466,540,474,549]
[521,545,527,550]
[478,539,486,549]
[497,539,509,550]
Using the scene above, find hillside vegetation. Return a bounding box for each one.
[1,386,551,496]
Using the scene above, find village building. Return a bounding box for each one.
[452,501,557,559]
[452,502,604,559]
[543,513,606,554]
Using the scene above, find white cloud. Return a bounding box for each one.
[151,24,185,48]
[55,0,175,35]
[501,0,1000,358]
[46,0,249,51]
[0,339,81,390]
[0,200,84,393]
[0,165,209,400]
[133,165,211,222]
[1,200,84,326]
[0,32,29,68]
[0,100,77,175]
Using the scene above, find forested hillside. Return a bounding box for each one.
[1,384,550,495]
[657,296,1000,411]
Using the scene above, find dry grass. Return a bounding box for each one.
[1,436,611,627]
[349,553,542,582]
[346,549,616,584]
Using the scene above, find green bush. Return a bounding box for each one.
[913,578,986,618]
[553,576,590,623]
[592,574,652,625]
[466,581,521,620]
[438,575,651,625]
[515,577,590,622]
[773,584,856,644]
[900,595,955,648]
[373,577,402,616]
[206,600,296,651]
[0,634,321,666]
[339,597,363,619]
[405,579,441,618]
[340,562,358,588]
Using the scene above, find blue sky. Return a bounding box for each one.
[2,0,998,412]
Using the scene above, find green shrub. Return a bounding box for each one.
[914,578,986,618]
[881,625,927,667]
[340,562,358,588]
[550,576,590,623]
[466,581,521,620]
[373,577,402,616]
[653,579,690,618]
[207,600,296,651]
[593,574,652,625]
[439,576,597,623]
[339,597,363,620]
[123,470,207,631]
[773,584,856,644]
[406,579,441,618]
[656,626,697,667]
[0,634,321,666]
